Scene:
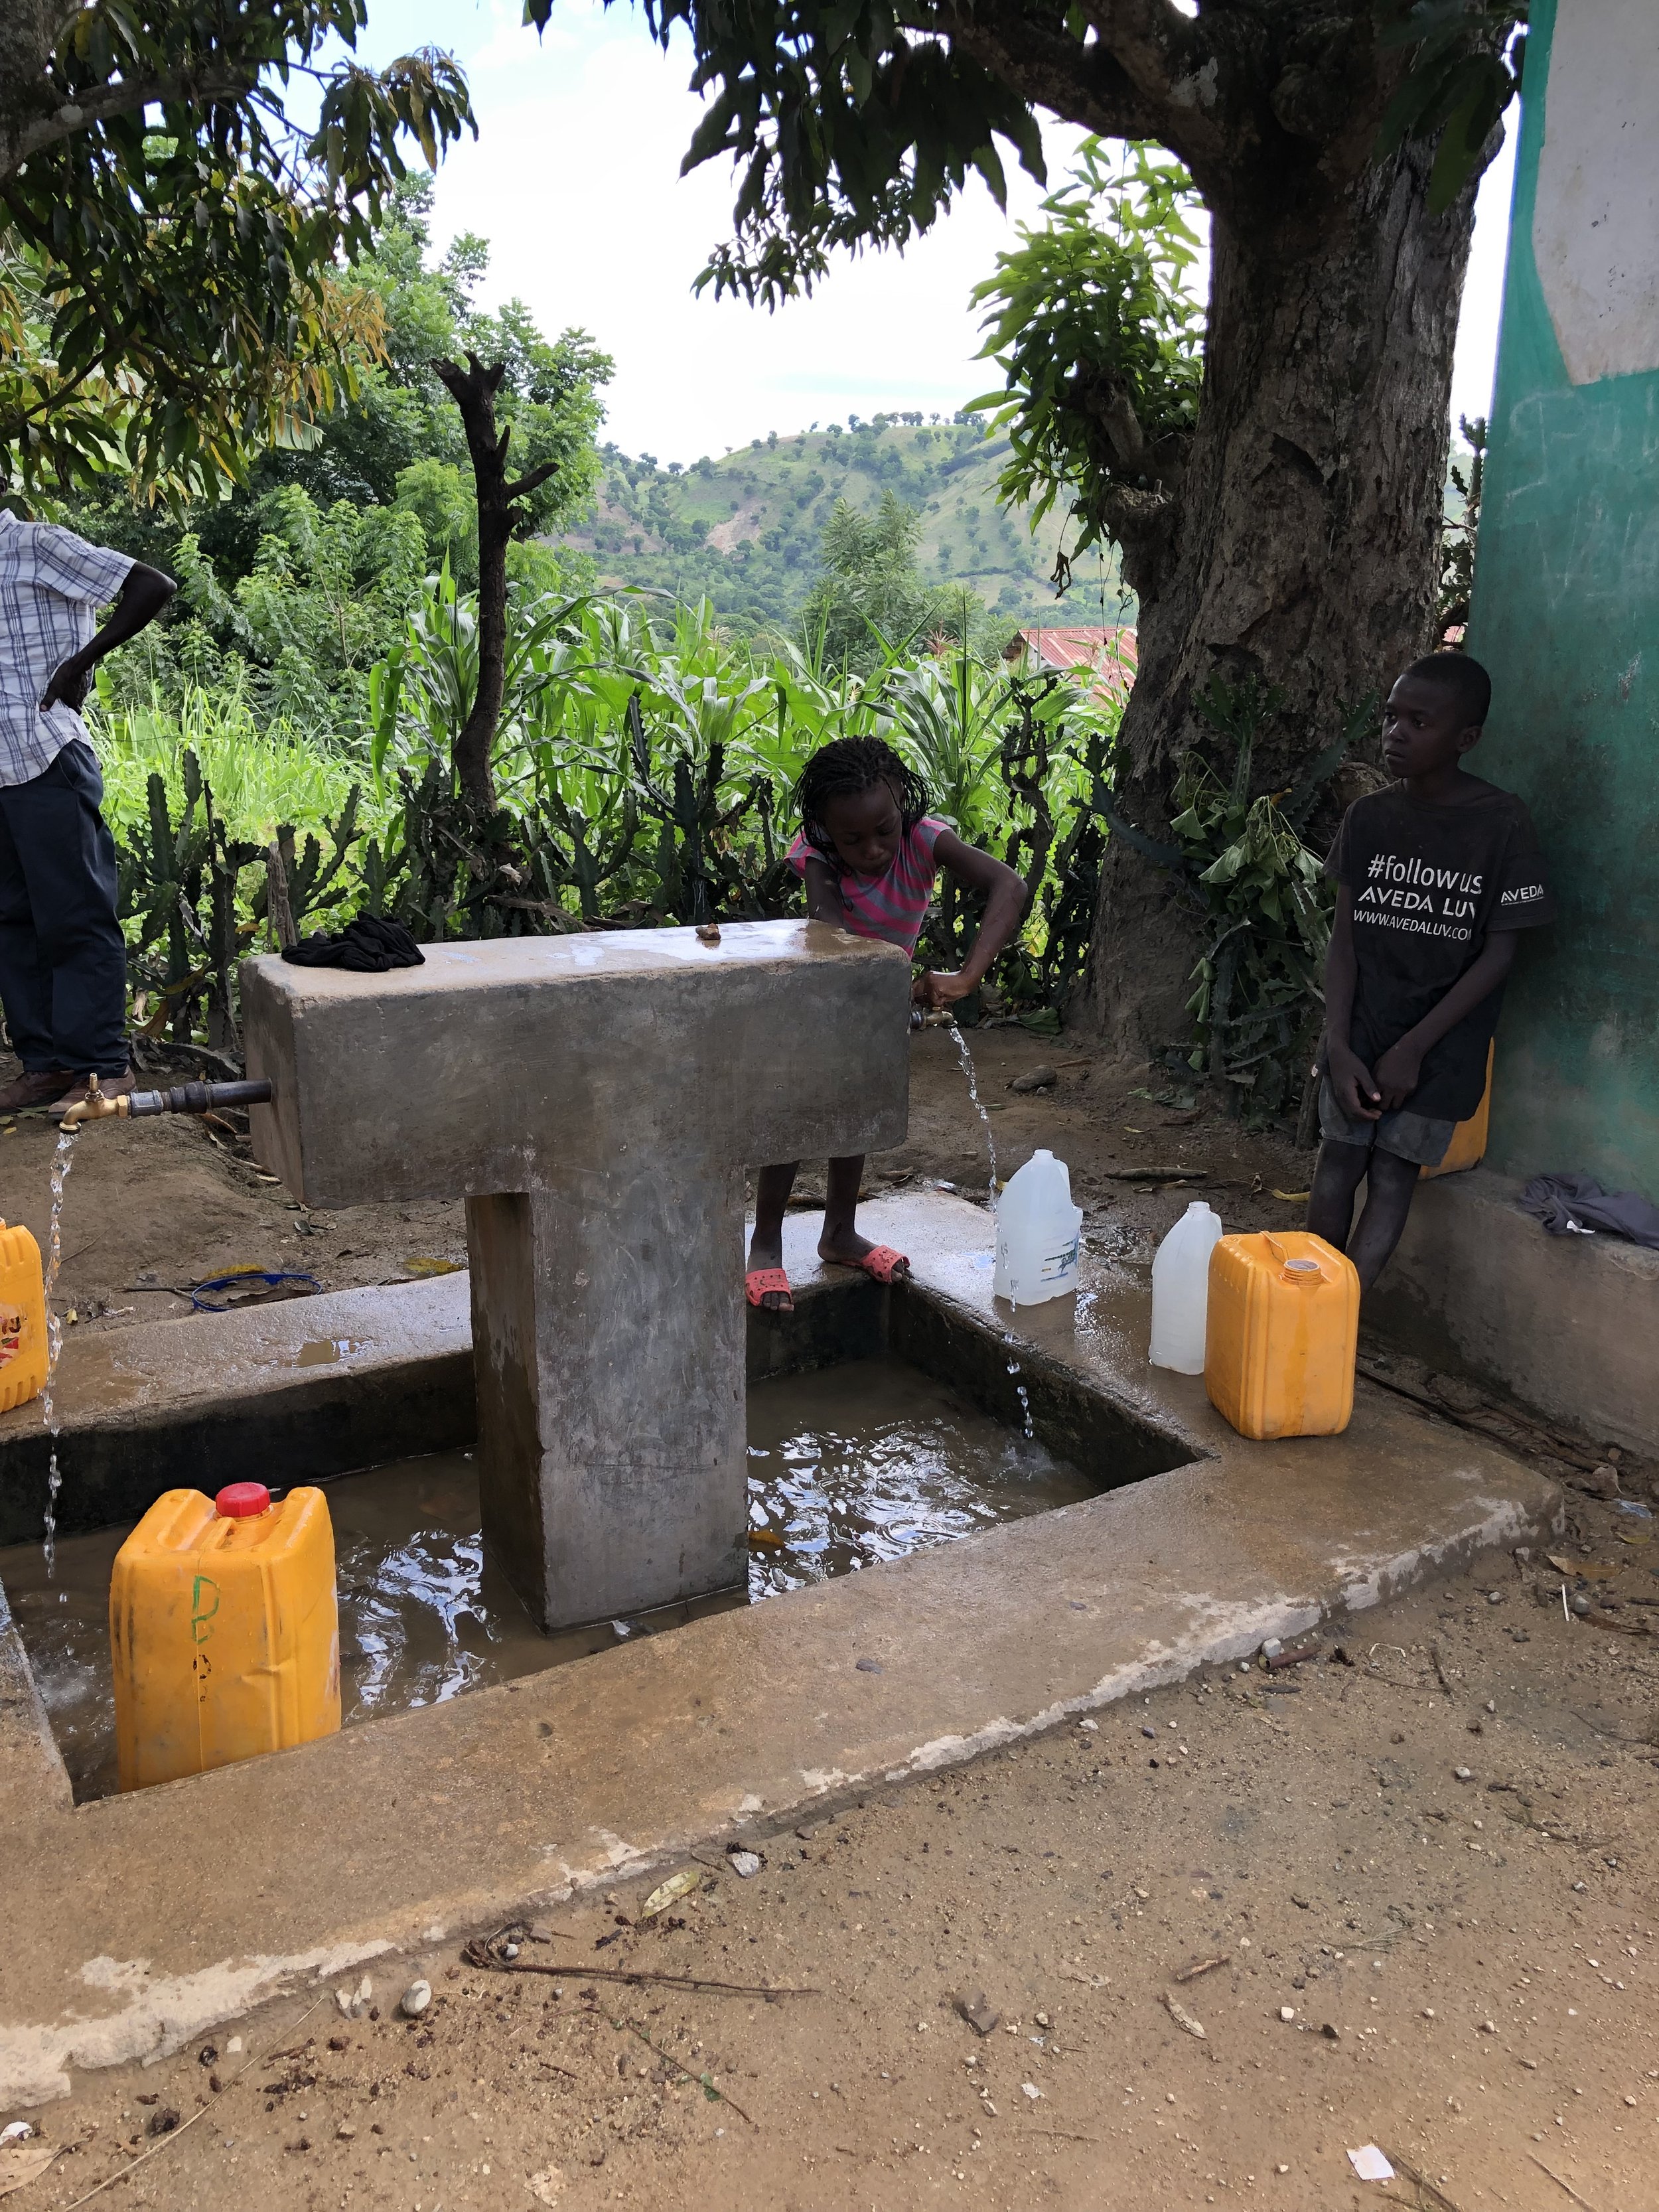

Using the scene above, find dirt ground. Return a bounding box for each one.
[8,1532,1658,2212]
[4,1027,1658,2210]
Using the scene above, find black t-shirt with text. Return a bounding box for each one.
[1326,780,1553,1120]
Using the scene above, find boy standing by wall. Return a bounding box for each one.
[0,516,175,1116]
[1307,652,1553,1287]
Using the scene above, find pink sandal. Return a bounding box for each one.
[824,1244,910,1284]
[745,1267,794,1312]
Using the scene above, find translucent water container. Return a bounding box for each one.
[1204,1230,1360,1440]
[0,1219,46,1413]
[1149,1201,1223,1373]
[111,1481,340,1792]
[993,1148,1084,1305]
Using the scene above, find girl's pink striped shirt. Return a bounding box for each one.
[788,814,948,955]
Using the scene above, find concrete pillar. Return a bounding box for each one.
[467,1168,748,1628]
[242,921,910,1633]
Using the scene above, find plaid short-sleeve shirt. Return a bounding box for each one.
[0,514,134,785]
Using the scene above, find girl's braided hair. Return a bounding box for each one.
[794,737,930,859]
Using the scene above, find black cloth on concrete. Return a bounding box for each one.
[281,914,425,973]
[1327,780,1553,1120]
[1519,1171,1659,1249]
[0,738,128,1074]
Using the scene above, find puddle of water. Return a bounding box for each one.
[296,1337,366,1366]
[1,1354,1092,1799]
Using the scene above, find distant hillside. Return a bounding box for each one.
[553,415,1132,636]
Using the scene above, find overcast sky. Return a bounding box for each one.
[366,0,1518,465]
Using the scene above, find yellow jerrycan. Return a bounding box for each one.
[0,1219,47,1413]
[1421,1041,1494,1180]
[111,1482,340,1791]
[1204,1230,1359,1440]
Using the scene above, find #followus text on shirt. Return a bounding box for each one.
[1357,849,1481,941]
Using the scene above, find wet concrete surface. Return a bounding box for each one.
[0,1193,1561,2108]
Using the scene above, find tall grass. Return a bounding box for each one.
[92,672,394,849]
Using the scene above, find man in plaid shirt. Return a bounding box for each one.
[0,516,175,1115]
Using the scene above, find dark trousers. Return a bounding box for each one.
[0,741,127,1076]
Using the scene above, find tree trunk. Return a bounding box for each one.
[433,354,558,815]
[1085,139,1481,1059]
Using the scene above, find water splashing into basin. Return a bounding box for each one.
[40,1126,78,1578]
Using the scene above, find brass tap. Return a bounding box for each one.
[58,1074,274,1130]
[59,1074,127,1129]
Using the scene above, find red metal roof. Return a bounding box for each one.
[1005,625,1138,700]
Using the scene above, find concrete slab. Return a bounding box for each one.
[241,920,910,1206]
[0,1193,1560,2108]
[1368,1166,1659,1454]
[0,1273,475,1546]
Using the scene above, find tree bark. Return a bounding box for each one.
[433,353,558,814]
[1083,135,1482,1055]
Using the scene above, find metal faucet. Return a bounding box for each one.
[60,1073,275,1130]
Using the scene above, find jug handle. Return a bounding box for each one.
[1263,1231,1324,1286]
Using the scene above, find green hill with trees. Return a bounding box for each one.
[559,415,1131,638]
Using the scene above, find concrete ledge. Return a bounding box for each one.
[0,1191,1562,2107]
[0,1275,477,1546]
[1368,1167,1659,1454]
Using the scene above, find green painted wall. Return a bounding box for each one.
[1471,0,1659,1191]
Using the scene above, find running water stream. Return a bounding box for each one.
[948,1020,999,1208]
[40,1126,78,1578]
[946,1021,1034,1439]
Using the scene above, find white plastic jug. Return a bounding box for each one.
[1149,1200,1224,1374]
[993,1149,1084,1306]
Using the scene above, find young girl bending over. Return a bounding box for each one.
[745,736,1027,1313]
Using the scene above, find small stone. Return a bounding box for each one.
[855,1658,885,1674]
[727,1849,762,1879]
[1009,1066,1057,1094]
[147,2108,180,2137]
[1485,1700,1496,1714]
[1279,2006,1296,2024]
[336,2123,356,2140]
[1276,2164,1289,2175]
[1455,1766,1473,1781]
[399,1981,431,2020]
[1035,2012,1050,2028]
[1480,2020,1497,2034]
[1573,1882,1588,1893]
[1078,1718,1099,1732]
[1423,2008,1435,2018]
[502,1943,520,1959]
[1021,2083,1043,2101]
[1625,2096,1638,2108]
[955,1991,999,2037]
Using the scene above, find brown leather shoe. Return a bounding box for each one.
[0,1067,73,1114]
[48,1070,135,1120]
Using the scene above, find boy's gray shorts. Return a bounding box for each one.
[1317,1078,1455,1167]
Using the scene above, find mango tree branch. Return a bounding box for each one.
[7,66,258,171]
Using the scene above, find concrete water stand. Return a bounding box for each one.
[0,1189,1559,2108]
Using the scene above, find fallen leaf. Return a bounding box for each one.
[638,1868,702,1921]
[402,1256,464,1277]
[1617,1528,1652,1546]
[1270,1189,1311,1203]
[747,1528,783,1550]
[1163,1992,1206,2040]
[0,2142,59,2197]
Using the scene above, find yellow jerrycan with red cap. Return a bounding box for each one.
[0,1218,47,1412]
[110,1482,340,1791]
[1204,1230,1360,1439]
